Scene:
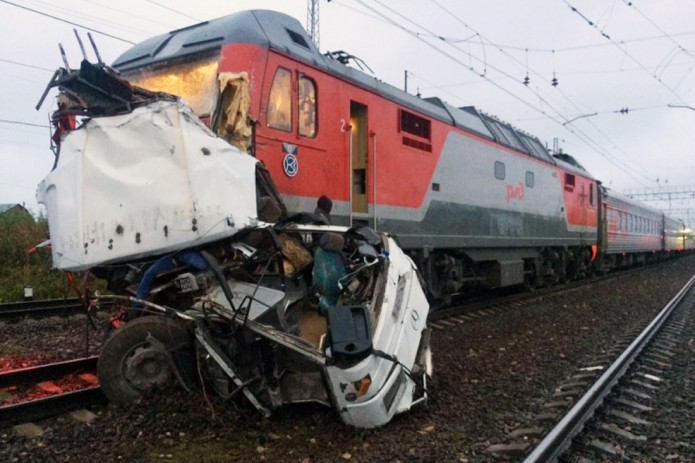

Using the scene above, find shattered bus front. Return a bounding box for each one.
[35,61,431,429]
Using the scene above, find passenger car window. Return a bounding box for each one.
[298,76,317,138]
[267,68,292,132]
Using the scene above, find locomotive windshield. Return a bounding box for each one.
[121,54,219,117]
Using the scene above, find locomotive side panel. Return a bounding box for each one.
[379,130,585,249]
[114,9,694,296]
[243,48,599,253]
[249,50,451,225]
[253,51,341,209]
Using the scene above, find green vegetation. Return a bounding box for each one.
[0,207,73,302]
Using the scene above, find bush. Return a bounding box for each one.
[0,208,75,302]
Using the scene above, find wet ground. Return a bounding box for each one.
[1,254,694,462]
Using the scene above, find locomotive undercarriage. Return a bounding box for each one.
[415,240,683,303]
[415,245,595,302]
[597,249,672,273]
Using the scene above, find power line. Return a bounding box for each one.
[143,0,200,22]
[429,0,687,184]
[0,119,49,128]
[362,0,553,118]
[0,58,53,72]
[564,0,690,106]
[425,10,695,56]
[21,0,167,39]
[355,0,654,186]
[0,0,134,44]
[622,0,695,61]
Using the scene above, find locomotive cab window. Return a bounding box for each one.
[564,173,575,192]
[267,68,292,132]
[123,54,219,117]
[298,75,317,138]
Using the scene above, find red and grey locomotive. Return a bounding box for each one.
[112,9,688,300]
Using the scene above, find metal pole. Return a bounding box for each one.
[372,133,377,231]
[349,125,353,227]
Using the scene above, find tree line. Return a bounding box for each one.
[0,208,74,302]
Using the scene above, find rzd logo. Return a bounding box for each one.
[506,182,525,203]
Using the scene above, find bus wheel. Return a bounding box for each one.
[97,316,193,405]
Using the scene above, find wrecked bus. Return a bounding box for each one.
[35,59,431,428]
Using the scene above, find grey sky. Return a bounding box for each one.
[1,0,693,224]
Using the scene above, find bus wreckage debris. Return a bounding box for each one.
[35,58,432,428]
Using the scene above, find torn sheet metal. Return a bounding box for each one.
[97,223,432,429]
[215,72,252,152]
[37,99,259,271]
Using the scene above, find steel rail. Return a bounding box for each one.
[0,297,81,310]
[429,262,657,321]
[523,273,695,462]
[0,356,99,389]
[0,297,114,320]
[0,356,104,427]
[0,386,106,427]
[0,297,85,320]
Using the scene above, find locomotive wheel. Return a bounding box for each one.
[543,257,561,286]
[523,260,540,291]
[98,316,193,405]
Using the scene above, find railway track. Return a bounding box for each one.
[0,356,106,428]
[0,260,686,437]
[0,297,87,321]
[0,258,678,325]
[428,262,655,326]
[1,257,693,461]
[512,273,695,462]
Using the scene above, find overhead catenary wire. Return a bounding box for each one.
[622,0,695,61]
[358,0,652,185]
[16,0,168,39]
[0,58,53,72]
[564,0,690,106]
[0,119,49,128]
[0,0,134,44]
[437,29,695,55]
[428,0,658,184]
[143,0,200,22]
[430,1,681,184]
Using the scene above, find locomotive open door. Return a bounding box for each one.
[350,101,368,224]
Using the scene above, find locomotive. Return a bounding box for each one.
[110,9,689,301]
[35,8,690,429]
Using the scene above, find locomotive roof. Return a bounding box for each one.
[113,9,556,165]
[552,153,594,178]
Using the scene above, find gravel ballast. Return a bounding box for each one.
[1,255,694,462]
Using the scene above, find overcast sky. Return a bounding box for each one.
[1,0,694,224]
